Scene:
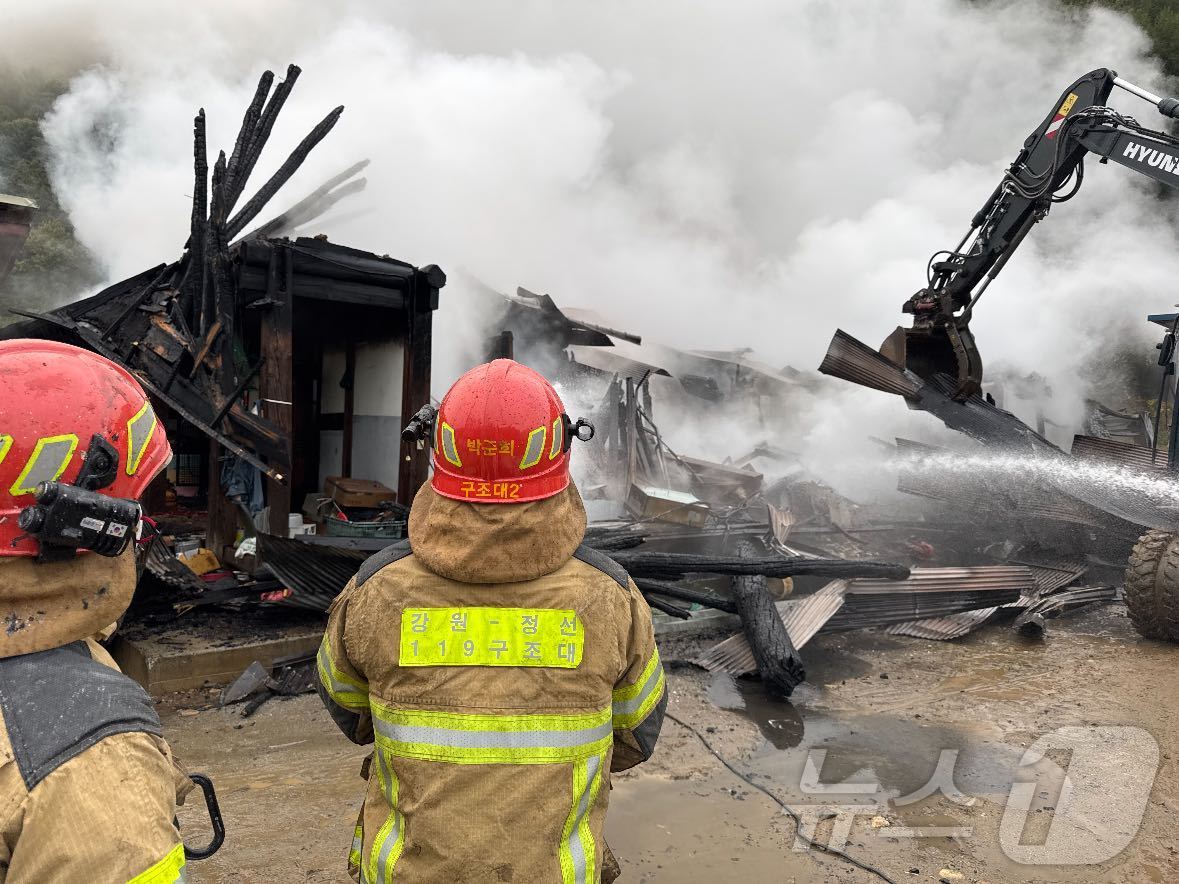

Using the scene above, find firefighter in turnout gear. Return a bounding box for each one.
[0,340,189,883]
[318,359,666,883]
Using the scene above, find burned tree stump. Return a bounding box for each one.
[732,540,805,697]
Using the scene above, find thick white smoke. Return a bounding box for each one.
[5,0,1178,493]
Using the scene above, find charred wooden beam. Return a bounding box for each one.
[245,159,369,240]
[228,65,302,212]
[225,102,343,241]
[634,579,737,614]
[610,550,910,582]
[189,319,222,380]
[398,268,442,505]
[261,245,295,534]
[208,151,236,397]
[644,594,692,620]
[206,440,241,561]
[732,540,805,697]
[342,340,356,478]
[583,524,646,552]
[211,357,265,431]
[224,71,274,204]
[182,109,208,333]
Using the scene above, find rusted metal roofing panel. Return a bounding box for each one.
[915,374,1060,454]
[818,329,922,397]
[1013,585,1119,635]
[697,565,1030,673]
[256,531,366,611]
[1021,561,1087,596]
[867,563,1081,641]
[847,565,1032,597]
[886,607,999,640]
[821,331,1057,452]
[1070,435,1168,474]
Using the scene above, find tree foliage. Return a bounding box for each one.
[1060,0,1179,77]
[0,71,100,316]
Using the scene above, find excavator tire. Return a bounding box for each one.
[1124,529,1179,642]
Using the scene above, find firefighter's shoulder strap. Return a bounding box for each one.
[0,641,162,791]
[356,540,413,588]
[571,545,629,590]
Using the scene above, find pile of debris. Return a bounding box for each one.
[132,285,1132,702]
[6,67,1135,704]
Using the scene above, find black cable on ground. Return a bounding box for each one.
[665,711,899,884]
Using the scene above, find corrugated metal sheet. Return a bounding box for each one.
[142,536,204,591]
[1021,561,1087,597]
[1071,435,1168,474]
[820,330,1057,453]
[828,589,1023,626]
[697,566,1030,673]
[569,345,671,381]
[915,374,1060,454]
[256,532,367,611]
[1014,585,1119,634]
[818,329,922,397]
[874,562,1083,641]
[695,581,846,674]
[886,607,999,640]
[1083,401,1152,448]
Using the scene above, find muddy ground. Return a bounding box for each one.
[164,601,1178,883]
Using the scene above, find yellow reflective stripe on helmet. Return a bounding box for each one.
[612,648,665,729]
[9,434,79,496]
[0,435,11,468]
[519,425,546,470]
[371,701,612,765]
[126,400,158,476]
[439,421,462,468]
[559,752,603,884]
[317,635,369,711]
[549,417,563,459]
[368,750,405,884]
[127,842,186,884]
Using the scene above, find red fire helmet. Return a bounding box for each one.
[432,360,574,504]
[0,339,172,557]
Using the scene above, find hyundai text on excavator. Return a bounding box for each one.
[885,68,1179,643]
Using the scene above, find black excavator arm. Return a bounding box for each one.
[887,68,1179,400]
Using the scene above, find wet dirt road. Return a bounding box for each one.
[165,602,1179,883]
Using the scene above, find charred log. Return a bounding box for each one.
[731,540,805,697]
[226,104,344,240]
[634,579,737,614]
[609,550,910,582]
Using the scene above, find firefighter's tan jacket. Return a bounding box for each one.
[0,552,187,884]
[318,482,666,884]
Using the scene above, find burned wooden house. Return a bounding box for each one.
[1,66,443,556]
